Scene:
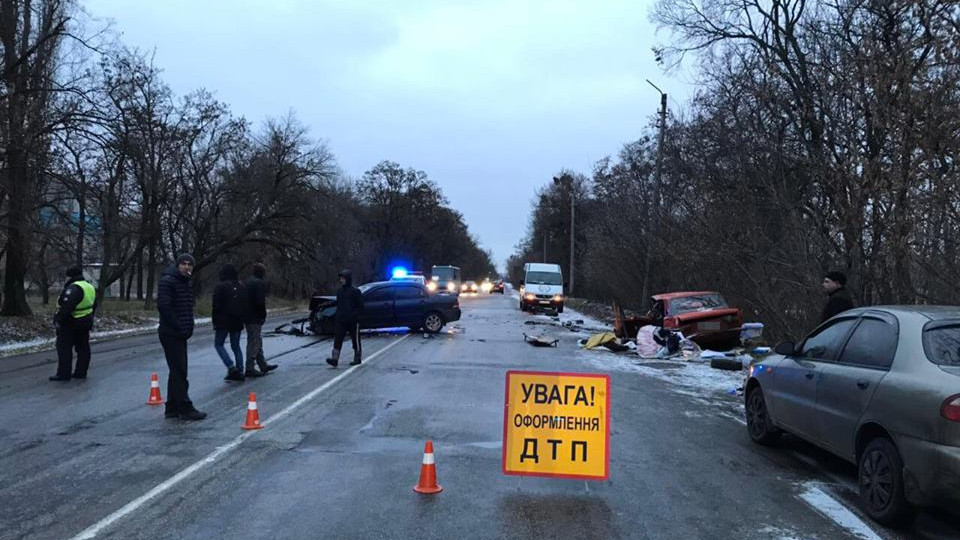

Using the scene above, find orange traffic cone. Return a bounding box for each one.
[413,440,442,494]
[242,392,263,430]
[146,373,165,405]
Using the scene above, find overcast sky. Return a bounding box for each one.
[84,0,693,272]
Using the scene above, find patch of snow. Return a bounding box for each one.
[580,349,746,397]
[798,483,882,540]
[757,525,811,540]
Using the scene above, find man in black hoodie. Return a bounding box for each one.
[244,262,277,377]
[49,266,96,381]
[821,270,855,323]
[157,254,206,420]
[326,269,364,368]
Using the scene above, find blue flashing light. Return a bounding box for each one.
[391,266,409,279]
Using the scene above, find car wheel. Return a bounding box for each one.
[519,301,526,312]
[858,438,914,526]
[745,387,780,445]
[423,312,445,333]
[557,305,564,314]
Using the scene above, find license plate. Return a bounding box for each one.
[539,301,551,305]
[699,321,724,330]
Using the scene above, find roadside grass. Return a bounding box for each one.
[0,295,307,345]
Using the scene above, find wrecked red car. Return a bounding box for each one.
[615,291,743,350]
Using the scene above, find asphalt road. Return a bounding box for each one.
[1,295,958,540]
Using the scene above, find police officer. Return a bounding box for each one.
[49,266,96,381]
[325,269,364,368]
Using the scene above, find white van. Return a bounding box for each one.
[519,263,564,313]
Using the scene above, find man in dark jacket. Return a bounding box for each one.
[326,269,364,368]
[49,266,96,381]
[157,254,206,421]
[821,270,855,322]
[244,262,277,377]
[212,263,247,381]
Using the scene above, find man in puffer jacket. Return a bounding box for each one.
[157,254,207,421]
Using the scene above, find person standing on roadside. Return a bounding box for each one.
[821,270,855,323]
[212,263,247,382]
[244,262,277,377]
[49,266,96,381]
[157,254,206,421]
[326,269,364,368]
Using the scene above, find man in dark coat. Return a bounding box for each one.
[244,262,277,377]
[326,269,364,368]
[821,270,855,323]
[212,263,247,381]
[157,254,206,420]
[49,266,96,381]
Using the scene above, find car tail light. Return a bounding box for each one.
[942,394,960,422]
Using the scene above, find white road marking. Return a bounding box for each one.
[69,334,411,540]
[798,482,883,540]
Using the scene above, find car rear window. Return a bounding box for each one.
[669,294,728,315]
[923,322,960,367]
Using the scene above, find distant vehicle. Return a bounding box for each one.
[745,307,960,525]
[520,263,564,313]
[462,280,478,293]
[309,281,461,335]
[490,280,505,294]
[429,265,461,294]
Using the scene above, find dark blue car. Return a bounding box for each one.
[309,281,461,335]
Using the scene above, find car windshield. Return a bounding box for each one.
[668,294,728,315]
[525,271,562,285]
[923,323,960,367]
[432,267,459,281]
[358,284,374,293]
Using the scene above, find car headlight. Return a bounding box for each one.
[553,295,563,302]
[447,283,456,291]
[525,293,535,301]
[427,282,437,291]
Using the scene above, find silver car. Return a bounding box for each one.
[745,306,960,525]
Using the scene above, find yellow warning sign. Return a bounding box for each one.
[502,371,610,480]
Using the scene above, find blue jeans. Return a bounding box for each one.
[215,329,244,370]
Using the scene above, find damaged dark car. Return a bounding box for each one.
[309,281,461,335]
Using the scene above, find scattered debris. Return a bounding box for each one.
[271,317,310,336]
[523,333,559,347]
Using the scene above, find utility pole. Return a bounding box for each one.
[543,232,547,263]
[553,174,575,296]
[641,80,667,302]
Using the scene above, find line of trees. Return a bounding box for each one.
[511,0,960,338]
[0,0,495,316]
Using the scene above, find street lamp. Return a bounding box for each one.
[553,174,575,296]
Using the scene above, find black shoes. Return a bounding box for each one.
[225,368,245,382]
[325,358,339,368]
[71,373,87,379]
[164,409,179,419]
[244,369,265,378]
[49,375,71,381]
[261,364,278,373]
[349,354,362,366]
[179,409,207,421]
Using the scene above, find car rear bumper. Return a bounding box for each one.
[445,308,461,323]
[896,434,960,507]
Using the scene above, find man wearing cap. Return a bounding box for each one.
[821,270,855,323]
[49,266,96,381]
[157,254,206,421]
[326,269,364,368]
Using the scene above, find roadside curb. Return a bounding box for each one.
[0,307,302,359]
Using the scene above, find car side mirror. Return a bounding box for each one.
[774,341,797,356]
